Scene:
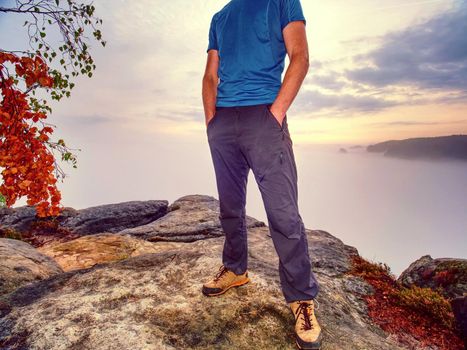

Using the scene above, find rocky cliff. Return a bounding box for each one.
[0,195,464,350]
[366,134,467,161]
[398,255,467,346]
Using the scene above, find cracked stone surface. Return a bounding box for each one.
[0,194,437,349]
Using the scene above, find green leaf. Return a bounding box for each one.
[40,32,46,38]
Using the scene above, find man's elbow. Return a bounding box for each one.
[291,51,309,70]
[203,73,218,84]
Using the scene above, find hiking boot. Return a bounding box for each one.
[289,299,323,350]
[202,264,250,296]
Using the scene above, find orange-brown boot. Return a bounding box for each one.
[202,264,250,297]
[289,299,323,349]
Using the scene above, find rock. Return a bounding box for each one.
[37,233,181,272]
[0,200,169,246]
[451,296,467,348]
[398,255,467,300]
[0,218,81,248]
[61,200,169,235]
[0,205,37,233]
[398,255,467,346]
[0,238,63,296]
[1,195,460,349]
[0,227,406,350]
[118,194,265,242]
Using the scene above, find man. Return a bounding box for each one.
[201,0,322,349]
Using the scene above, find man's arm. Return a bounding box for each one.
[202,50,220,127]
[269,20,309,123]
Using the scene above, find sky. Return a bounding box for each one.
[1,0,466,146]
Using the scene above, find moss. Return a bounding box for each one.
[114,252,131,262]
[434,261,467,285]
[392,285,454,328]
[20,218,79,247]
[349,255,397,286]
[433,270,458,287]
[348,254,464,350]
[0,227,23,241]
[435,260,467,274]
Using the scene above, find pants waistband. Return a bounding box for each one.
[216,103,272,111]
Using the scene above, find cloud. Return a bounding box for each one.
[300,3,467,115]
[66,114,115,125]
[345,4,467,91]
[309,73,347,91]
[368,119,467,127]
[294,89,398,115]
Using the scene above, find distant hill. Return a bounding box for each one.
[367,134,467,161]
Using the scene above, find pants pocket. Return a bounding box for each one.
[207,109,219,129]
[265,104,286,130]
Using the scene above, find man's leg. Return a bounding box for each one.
[207,107,250,275]
[239,103,319,303]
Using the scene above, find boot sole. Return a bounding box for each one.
[294,332,322,350]
[202,277,250,297]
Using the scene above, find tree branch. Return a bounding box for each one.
[0,7,79,15]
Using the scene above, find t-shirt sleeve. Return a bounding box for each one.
[280,0,306,31]
[206,14,218,53]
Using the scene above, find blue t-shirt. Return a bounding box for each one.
[207,0,306,107]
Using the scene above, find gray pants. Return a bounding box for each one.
[206,103,320,303]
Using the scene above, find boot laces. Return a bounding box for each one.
[295,301,315,331]
[213,265,229,282]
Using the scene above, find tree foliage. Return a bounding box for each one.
[0,0,105,216]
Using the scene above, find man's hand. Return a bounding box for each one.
[205,113,216,127]
[269,20,309,123]
[268,104,286,126]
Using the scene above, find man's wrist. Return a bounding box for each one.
[270,103,287,119]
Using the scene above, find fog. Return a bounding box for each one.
[12,122,467,277]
